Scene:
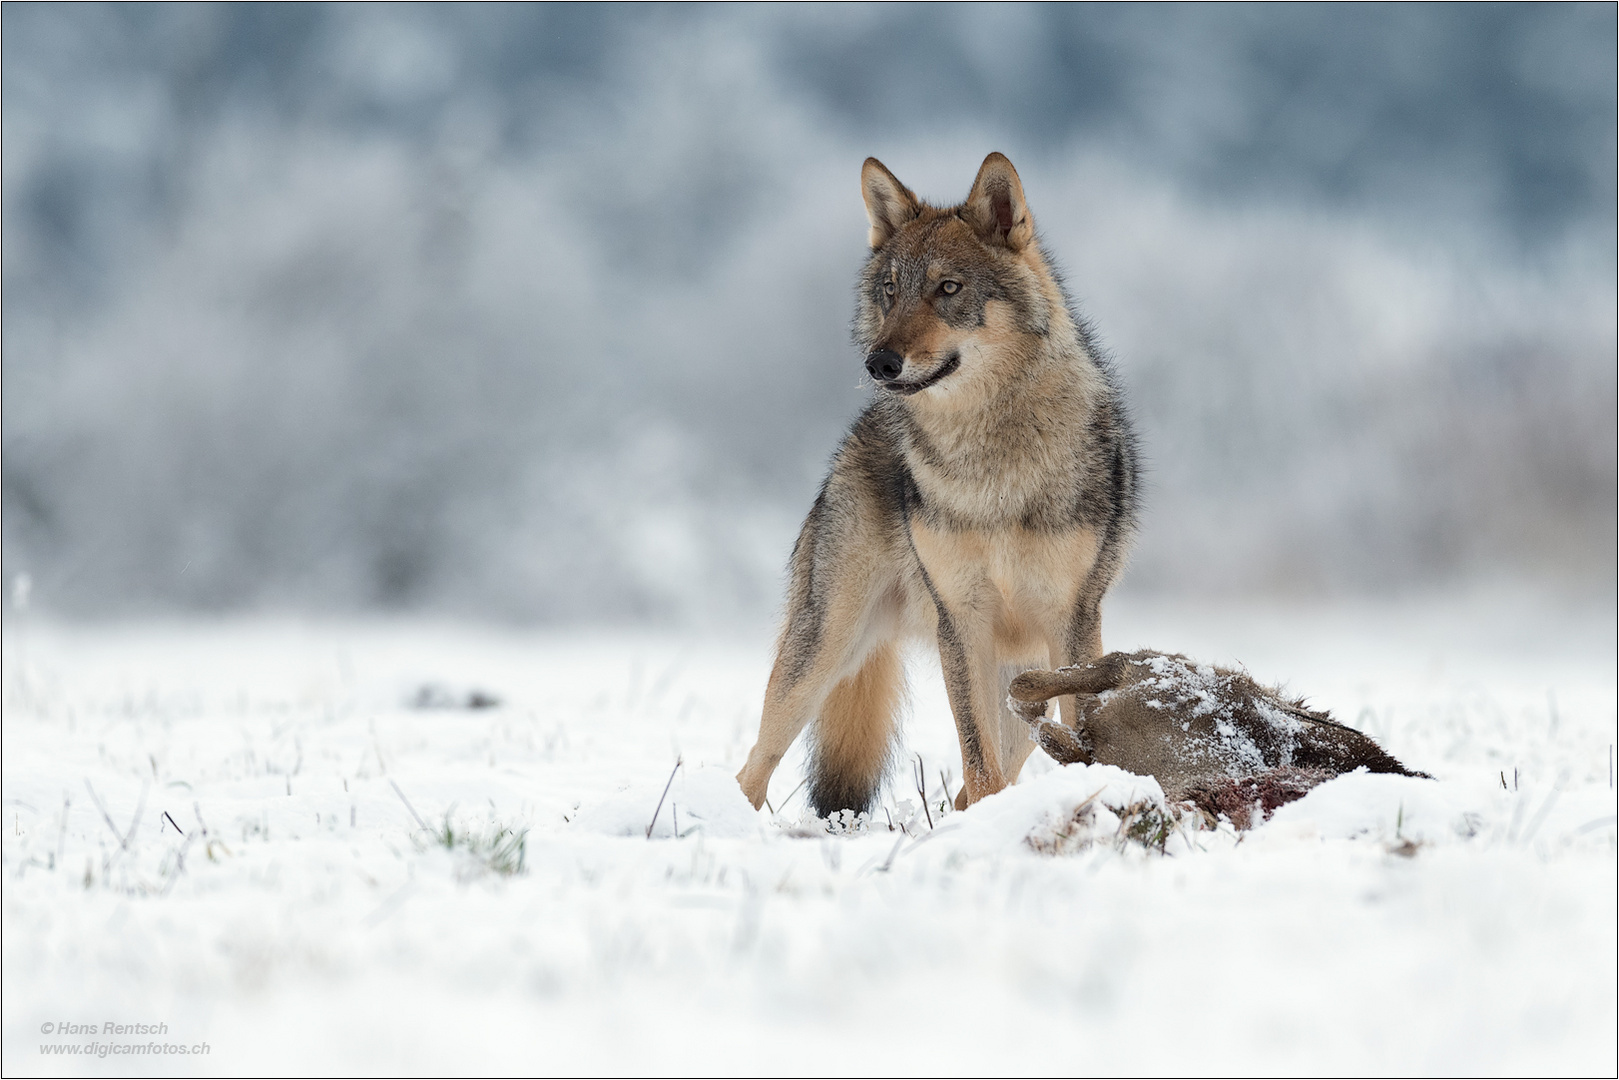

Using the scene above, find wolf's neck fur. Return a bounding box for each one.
[894,306,1104,531]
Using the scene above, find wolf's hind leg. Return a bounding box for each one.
[737,574,900,811]
[806,640,904,817]
[737,671,818,810]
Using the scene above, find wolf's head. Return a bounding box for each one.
[853,153,1068,406]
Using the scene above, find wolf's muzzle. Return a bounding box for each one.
[875,353,960,395]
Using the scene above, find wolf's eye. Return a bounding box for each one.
[940,280,961,296]
[883,281,896,297]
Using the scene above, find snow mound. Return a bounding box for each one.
[923,763,1174,857]
[1266,769,1462,841]
[571,764,764,839]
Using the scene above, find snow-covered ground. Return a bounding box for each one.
[3,593,1614,1076]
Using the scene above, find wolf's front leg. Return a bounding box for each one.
[931,603,1011,808]
[1050,594,1107,730]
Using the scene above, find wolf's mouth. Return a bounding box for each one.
[880,353,960,396]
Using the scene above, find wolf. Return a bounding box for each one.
[1008,650,1429,828]
[736,153,1139,817]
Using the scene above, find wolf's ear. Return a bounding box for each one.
[964,152,1033,251]
[861,158,920,249]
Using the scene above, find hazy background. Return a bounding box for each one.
[3,3,1614,627]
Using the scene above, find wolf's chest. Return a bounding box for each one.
[908,519,1101,641]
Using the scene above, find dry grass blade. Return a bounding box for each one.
[83,779,145,851]
[777,775,809,814]
[388,779,430,832]
[1519,770,1570,845]
[647,755,682,839]
[878,835,903,872]
[915,755,933,829]
[122,784,149,849]
[84,780,127,850]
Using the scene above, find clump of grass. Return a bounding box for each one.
[1026,792,1102,856]
[1027,793,1195,857]
[1116,799,1181,854]
[426,816,528,877]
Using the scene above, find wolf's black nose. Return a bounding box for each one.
[865,350,904,381]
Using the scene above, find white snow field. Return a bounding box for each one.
[3,593,1614,1077]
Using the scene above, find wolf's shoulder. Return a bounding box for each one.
[816,401,916,512]
[834,400,906,458]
